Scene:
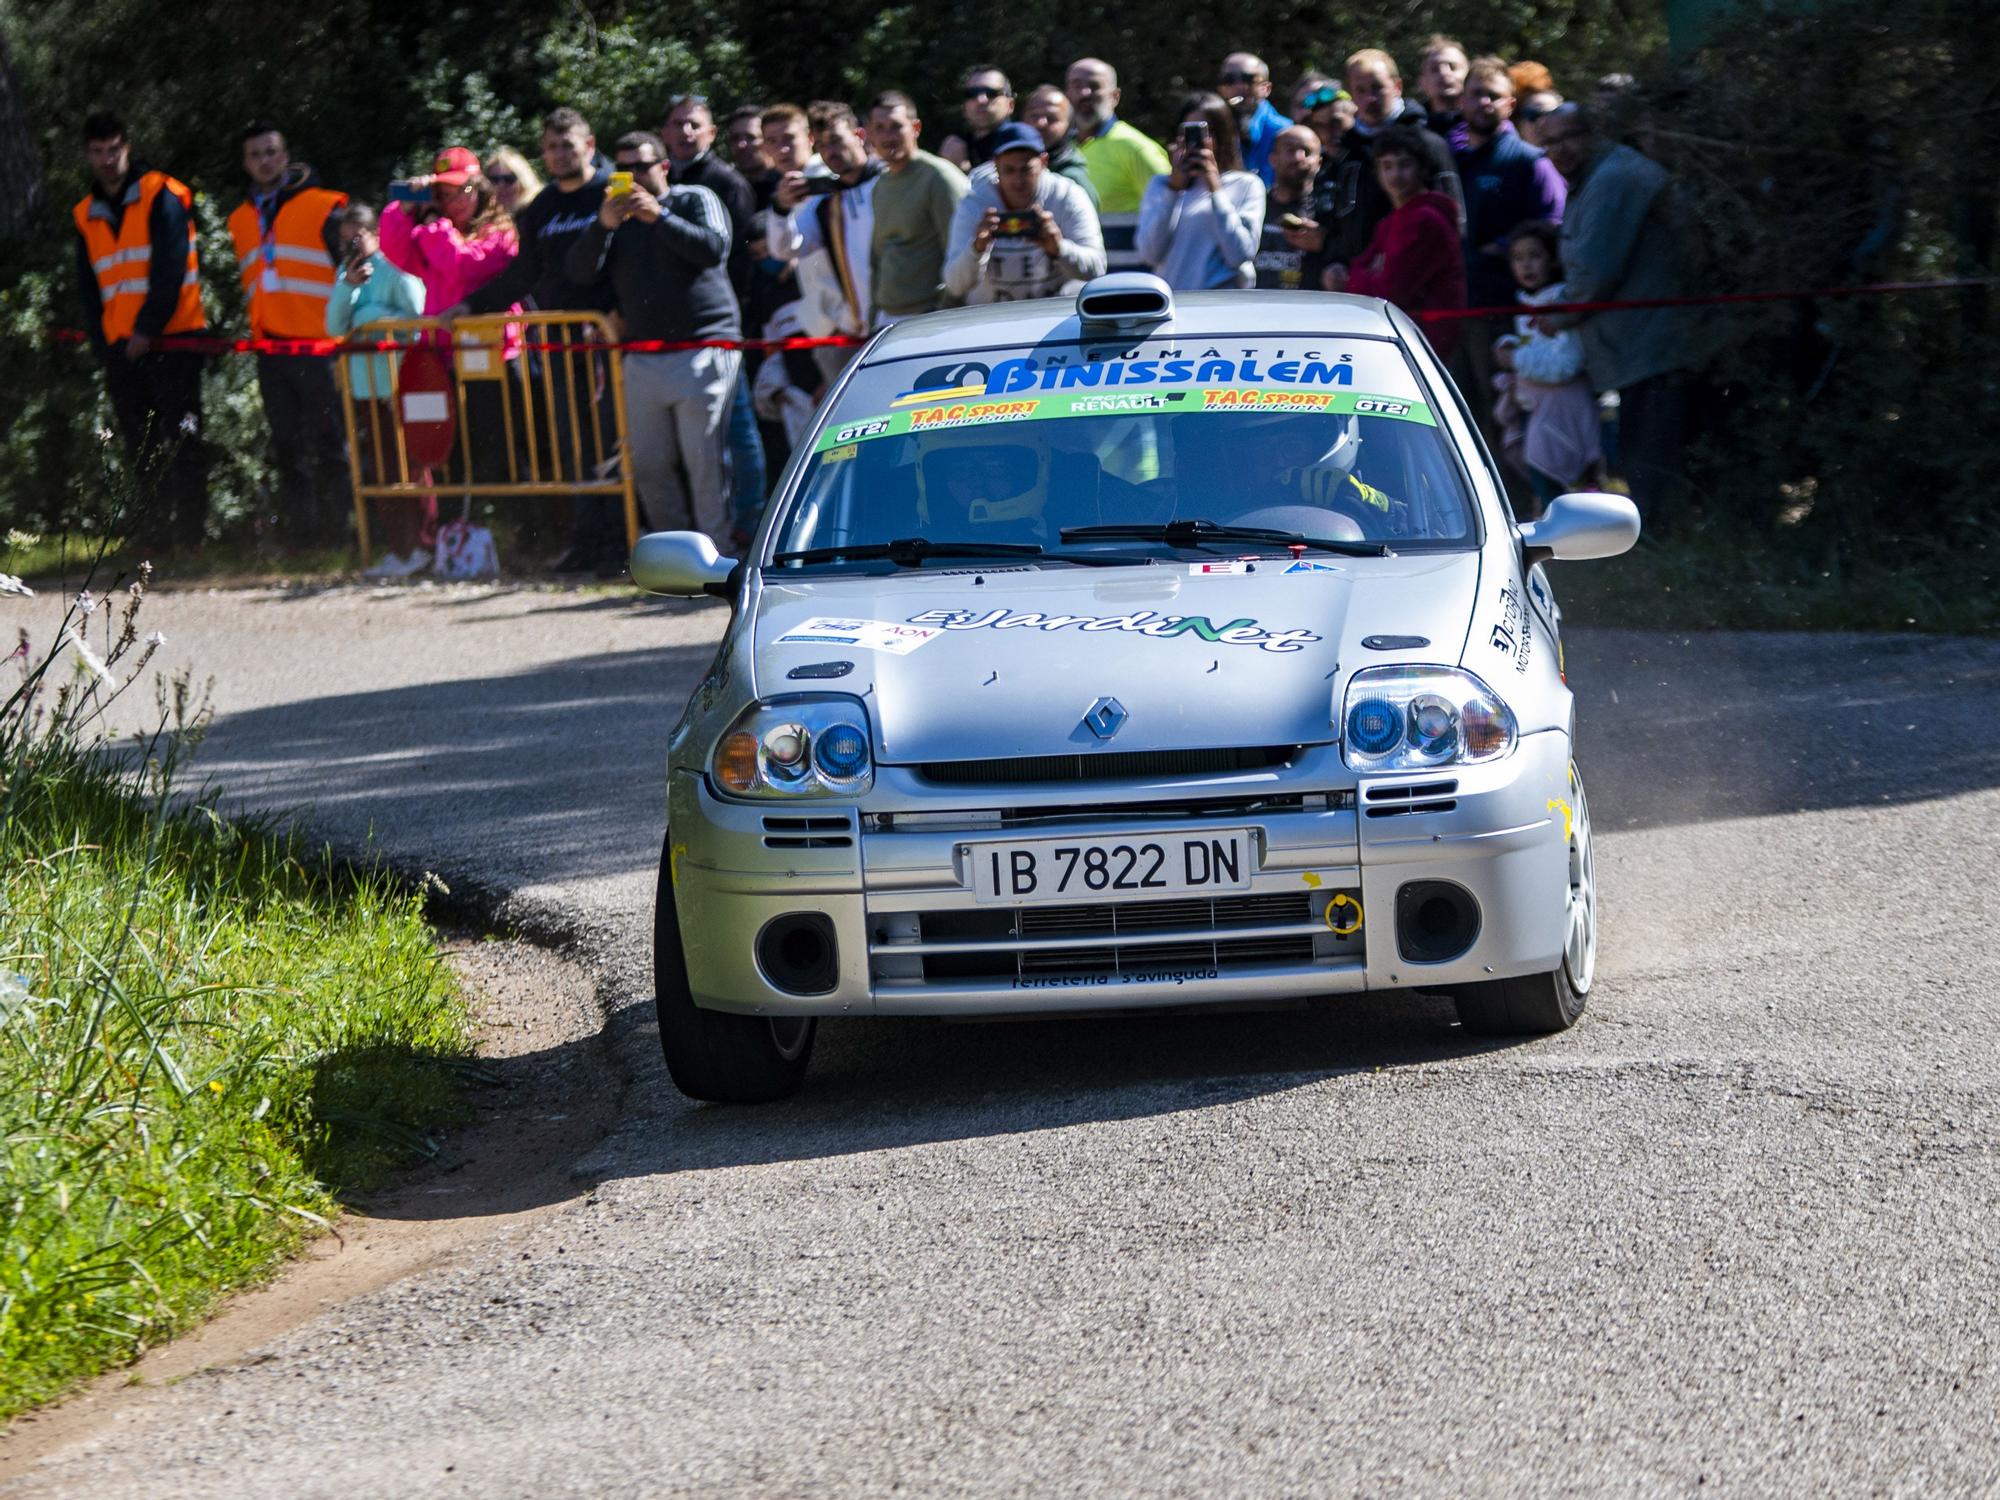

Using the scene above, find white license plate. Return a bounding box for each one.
[967,830,1255,905]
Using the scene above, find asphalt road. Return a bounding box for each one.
[4,579,1998,1497]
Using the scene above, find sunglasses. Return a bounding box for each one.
[1517,103,1551,123]
[1300,86,1350,110]
[487,171,517,186]
[616,157,660,171]
[1219,70,1263,85]
[964,85,1011,100]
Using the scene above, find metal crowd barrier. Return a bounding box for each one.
[334,311,639,567]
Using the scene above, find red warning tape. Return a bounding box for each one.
[42,276,1999,353]
[1411,276,1998,324]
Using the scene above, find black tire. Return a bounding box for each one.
[1452,763,1597,1037]
[654,833,816,1103]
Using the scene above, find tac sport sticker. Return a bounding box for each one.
[1282,560,1341,573]
[774,618,943,655]
[908,607,1321,653]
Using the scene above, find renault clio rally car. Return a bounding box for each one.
[633,274,1639,1102]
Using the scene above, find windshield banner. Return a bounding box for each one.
[813,387,1435,454]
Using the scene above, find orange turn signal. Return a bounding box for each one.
[715,731,761,792]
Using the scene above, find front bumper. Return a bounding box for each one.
[667,732,1574,1016]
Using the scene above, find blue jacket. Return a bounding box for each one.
[1453,121,1567,309]
[1238,99,1293,187]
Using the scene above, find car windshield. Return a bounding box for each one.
[769,336,1477,565]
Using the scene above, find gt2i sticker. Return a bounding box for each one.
[774,618,943,654]
[1489,583,1532,673]
[908,607,1322,653]
[811,387,1435,454]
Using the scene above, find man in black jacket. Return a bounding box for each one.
[567,132,740,552]
[663,94,767,543]
[1319,48,1460,284]
[451,107,613,568]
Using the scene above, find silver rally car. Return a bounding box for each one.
[633,274,1639,1102]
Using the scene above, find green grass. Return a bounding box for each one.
[0,738,470,1419]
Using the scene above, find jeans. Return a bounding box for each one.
[727,359,767,537]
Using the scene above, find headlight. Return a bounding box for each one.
[711,695,874,798]
[1340,667,1516,772]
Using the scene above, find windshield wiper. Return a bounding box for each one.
[1060,519,1391,558]
[772,537,1044,566]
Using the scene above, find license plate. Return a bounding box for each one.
[967,830,1255,905]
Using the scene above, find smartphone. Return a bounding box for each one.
[607,171,634,197]
[387,180,428,204]
[799,176,844,196]
[1180,120,1210,155]
[996,213,1032,236]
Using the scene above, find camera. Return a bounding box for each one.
[996,212,1033,236]
[799,176,844,196]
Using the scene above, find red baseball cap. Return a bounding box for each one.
[432,146,480,186]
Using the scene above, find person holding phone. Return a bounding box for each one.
[943,121,1105,305]
[1135,93,1264,290]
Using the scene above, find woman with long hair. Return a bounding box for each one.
[484,145,543,218]
[378,146,518,313]
[378,147,524,535]
[1135,92,1264,290]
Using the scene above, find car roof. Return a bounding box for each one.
[863,290,1407,365]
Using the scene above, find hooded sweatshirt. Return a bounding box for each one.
[1343,188,1467,358]
[464,157,614,315]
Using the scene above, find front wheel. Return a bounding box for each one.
[1451,763,1597,1037]
[654,833,816,1102]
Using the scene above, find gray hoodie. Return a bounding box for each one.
[943,163,1106,305]
[1555,142,1689,391]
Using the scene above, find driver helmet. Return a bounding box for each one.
[1269,412,1363,505]
[916,440,1047,528]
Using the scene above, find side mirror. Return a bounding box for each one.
[1520,492,1641,565]
[630,531,736,596]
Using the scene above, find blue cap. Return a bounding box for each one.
[987,121,1046,156]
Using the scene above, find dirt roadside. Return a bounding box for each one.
[0,936,628,1473]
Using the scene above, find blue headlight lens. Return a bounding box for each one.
[1346,698,1403,756]
[814,722,869,779]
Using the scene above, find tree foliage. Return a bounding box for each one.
[0,0,1994,621]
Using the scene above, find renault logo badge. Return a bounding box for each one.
[1082,696,1127,740]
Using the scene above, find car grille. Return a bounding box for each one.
[905,891,1320,982]
[912,746,1296,786]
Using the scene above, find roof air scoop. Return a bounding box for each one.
[1075,272,1174,330]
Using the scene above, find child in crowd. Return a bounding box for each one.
[1491,219,1602,515]
[325,203,433,577]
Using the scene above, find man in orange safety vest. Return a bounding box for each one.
[229,122,351,548]
[72,109,209,552]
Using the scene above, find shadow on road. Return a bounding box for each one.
[1567,627,2000,830]
[193,642,719,891]
[355,984,1516,1219]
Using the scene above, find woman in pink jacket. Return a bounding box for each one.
[379,146,522,504]
[379,147,518,312]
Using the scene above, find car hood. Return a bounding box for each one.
[751,556,1481,763]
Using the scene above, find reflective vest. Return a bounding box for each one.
[72,171,205,343]
[228,187,347,338]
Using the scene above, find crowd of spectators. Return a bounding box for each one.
[70,37,1693,571]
